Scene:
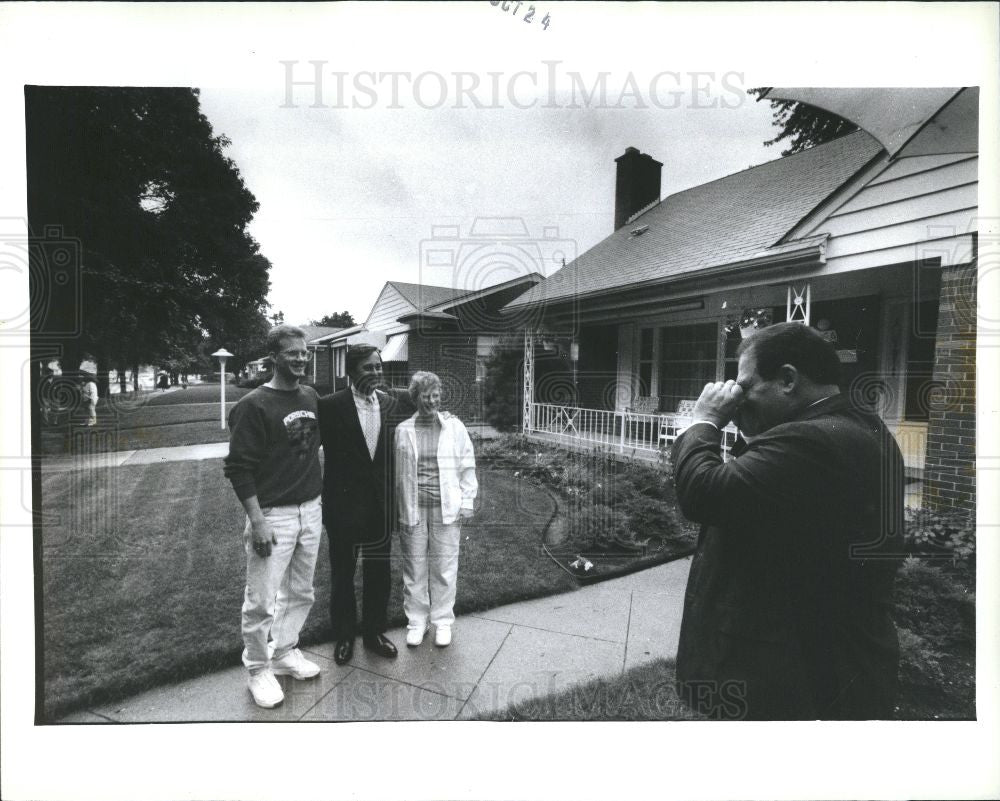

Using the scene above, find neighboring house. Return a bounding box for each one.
[245,325,343,385]
[311,276,542,418]
[504,88,978,512]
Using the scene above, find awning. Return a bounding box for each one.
[763,87,978,158]
[380,333,409,362]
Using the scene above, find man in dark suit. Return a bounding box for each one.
[672,322,904,720]
[318,345,414,665]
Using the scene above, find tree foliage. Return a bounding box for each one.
[749,88,858,156]
[25,87,271,394]
[311,310,356,328]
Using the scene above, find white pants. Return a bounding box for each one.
[241,495,322,671]
[400,504,461,629]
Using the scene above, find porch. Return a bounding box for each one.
[517,265,940,508]
[526,401,739,462]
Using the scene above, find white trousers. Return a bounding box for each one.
[241,495,322,671]
[400,504,461,629]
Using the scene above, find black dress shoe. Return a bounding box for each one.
[333,638,354,665]
[362,633,398,659]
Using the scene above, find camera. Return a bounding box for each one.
[1,219,82,338]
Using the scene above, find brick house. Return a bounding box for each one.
[310,276,542,420]
[505,88,978,512]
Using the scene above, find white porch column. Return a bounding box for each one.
[522,329,534,432]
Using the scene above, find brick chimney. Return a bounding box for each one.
[614,147,662,231]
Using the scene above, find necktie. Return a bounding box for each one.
[363,396,379,459]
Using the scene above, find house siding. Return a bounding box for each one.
[923,262,976,512]
[365,284,416,336]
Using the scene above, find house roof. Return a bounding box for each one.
[309,323,367,345]
[299,325,342,344]
[386,281,469,311]
[506,130,884,309]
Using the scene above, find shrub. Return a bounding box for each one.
[482,346,522,432]
[905,507,975,564]
[893,556,975,648]
[238,372,272,389]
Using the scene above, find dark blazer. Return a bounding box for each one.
[318,387,414,544]
[671,395,905,720]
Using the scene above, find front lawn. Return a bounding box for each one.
[40,460,574,719]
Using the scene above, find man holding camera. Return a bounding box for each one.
[672,322,905,720]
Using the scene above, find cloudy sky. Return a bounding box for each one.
[2,4,998,800]
[196,15,785,326]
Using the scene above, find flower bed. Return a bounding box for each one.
[477,434,697,579]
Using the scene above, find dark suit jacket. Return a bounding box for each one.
[318,387,414,544]
[671,395,905,720]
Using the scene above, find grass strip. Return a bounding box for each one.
[39,460,575,719]
[481,659,702,721]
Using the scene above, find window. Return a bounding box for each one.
[658,323,718,413]
[334,347,346,379]
[475,335,500,383]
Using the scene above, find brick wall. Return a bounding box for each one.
[923,261,976,512]
[312,347,333,393]
[405,330,483,421]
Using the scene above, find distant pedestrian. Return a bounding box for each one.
[223,324,323,709]
[80,373,98,426]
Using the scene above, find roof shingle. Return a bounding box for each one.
[507,131,883,309]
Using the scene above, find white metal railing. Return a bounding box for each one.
[529,403,738,459]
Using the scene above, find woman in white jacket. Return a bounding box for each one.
[394,371,478,647]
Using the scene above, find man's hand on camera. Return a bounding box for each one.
[692,380,744,428]
[250,518,277,558]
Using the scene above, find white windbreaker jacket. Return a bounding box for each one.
[394,412,478,526]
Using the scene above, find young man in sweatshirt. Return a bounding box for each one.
[223,324,323,709]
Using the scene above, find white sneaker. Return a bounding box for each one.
[271,648,320,679]
[434,625,452,647]
[248,669,284,708]
[406,625,429,647]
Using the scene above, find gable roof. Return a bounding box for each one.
[299,324,342,344]
[506,130,884,309]
[386,281,468,311]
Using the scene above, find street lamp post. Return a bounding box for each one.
[212,348,234,429]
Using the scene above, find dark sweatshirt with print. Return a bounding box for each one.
[223,384,322,508]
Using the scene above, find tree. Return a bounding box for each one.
[311,311,355,328]
[25,87,271,396]
[749,88,857,156]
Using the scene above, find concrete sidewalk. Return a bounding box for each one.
[59,557,691,723]
[42,424,500,474]
[41,442,230,473]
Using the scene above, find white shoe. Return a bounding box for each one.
[434,625,452,647]
[248,669,284,708]
[406,625,429,647]
[271,648,320,679]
